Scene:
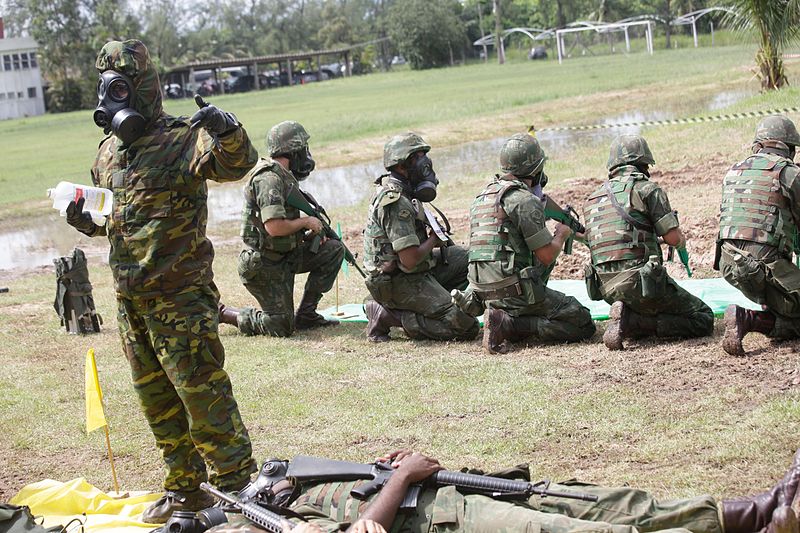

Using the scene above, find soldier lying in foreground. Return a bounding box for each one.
[203,449,800,533]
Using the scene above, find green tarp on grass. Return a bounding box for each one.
[320,277,760,324]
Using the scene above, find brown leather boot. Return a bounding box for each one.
[365,300,402,342]
[766,507,799,533]
[722,305,776,356]
[218,304,241,327]
[295,291,338,330]
[722,449,800,533]
[483,308,515,354]
[141,489,216,524]
[603,301,629,350]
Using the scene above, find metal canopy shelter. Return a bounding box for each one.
[473,27,553,47]
[555,20,654,63]
[671,7,736,48]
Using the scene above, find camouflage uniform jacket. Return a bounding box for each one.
[718,150,800,262]
[364,176,435,274]
[468,176,554,291]
[90,40,258,298]
[584,165,679,274]
[240,158,304,255]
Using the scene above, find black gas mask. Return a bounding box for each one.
[288,147,316,180]
[93,70,146,145]
[405,153,439,202]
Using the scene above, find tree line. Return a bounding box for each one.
[0,0,795,113]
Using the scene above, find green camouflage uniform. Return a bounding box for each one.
[583,165,713,338]
[716,150,800,340]
[363,176,479,341]
[208,478,720,533]
[89,40,257,492]
[236,158,344,337]
[467,176,595,342]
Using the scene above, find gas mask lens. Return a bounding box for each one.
[108,79,131,102]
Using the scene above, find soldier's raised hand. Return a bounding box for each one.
[190,95,238,136]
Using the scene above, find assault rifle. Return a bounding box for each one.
[286,184,366,278]
[286,455,598,510]
[541,194,585,254]
[201,482,291,532]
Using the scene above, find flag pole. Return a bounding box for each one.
[103,425,120,494]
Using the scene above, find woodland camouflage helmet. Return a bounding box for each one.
[607,134,655,171]
[754,115,800,147]
[267,121,310,157]
[383,133,431,169]
[500,133,545,177]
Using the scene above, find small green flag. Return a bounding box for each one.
[338,222,349,276]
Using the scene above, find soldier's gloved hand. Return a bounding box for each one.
[65,197,100,237]
[190,95,238,136]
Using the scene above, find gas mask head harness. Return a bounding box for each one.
[237,459,296,508]
[287,146,316,180]
[93,70,146,145]
[394,151,439,202]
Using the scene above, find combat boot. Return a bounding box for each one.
[603,301,629,350]
[722,304,776,356]
[295,291,338,330]
[141,489,216,524]
[721,449,800,533]
[483,308,516,354]
[218,304,241,327]
[767,507,799,533]
[365,300,402,342]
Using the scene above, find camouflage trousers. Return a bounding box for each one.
[117,283,256,492]
[488,281,596,343]
[425,483,721,533]
[365,246,479,341]
[719,241,800,339]
[598,266,714,339]
[237,239,345,337]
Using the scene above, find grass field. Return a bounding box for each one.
[2,44,800,509]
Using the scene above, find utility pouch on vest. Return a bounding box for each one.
[583,263,603,301]
[720,244,767,300]
[519,266,545,305]
[365,273,394,304]
[53,248,102,334]
[639,255,666,299]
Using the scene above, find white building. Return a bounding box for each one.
[0,37,45,120]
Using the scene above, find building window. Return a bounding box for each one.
[8,92,15,100]
[2,55,10,71]
[12,54,20,70]
[27,87,36,98]
[0,93,5,101]
[21,53,29,69]
[30,54,38,68]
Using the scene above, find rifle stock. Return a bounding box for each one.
[286,185,366,278]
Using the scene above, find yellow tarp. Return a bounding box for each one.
[10,478,161,533]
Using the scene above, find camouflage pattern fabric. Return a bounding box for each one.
[754,115,800,146]
[86,40,257,491]
[236,239,344,337]
[607,134,655,171]
[53,248,102,334]
[118,284,255,491]
[206,479,722,533]
[236,158,344,336]
[717,148,800,340]
[500,133,546,178]
[267,121,310,157]
[468,177,595,342]
[383,133,431,169]
[587,167,713,339]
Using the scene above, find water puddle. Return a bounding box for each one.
[0,88,755,273]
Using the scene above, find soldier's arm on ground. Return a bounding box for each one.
[504,190,565,266]
[191,124,259,182]
[381,200,438,270]
[639,181,682,246]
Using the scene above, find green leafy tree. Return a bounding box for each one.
[387,0,467,69]
[727,0,800,90]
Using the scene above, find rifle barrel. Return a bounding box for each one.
[200,483,287,532]
[432,471,597,502]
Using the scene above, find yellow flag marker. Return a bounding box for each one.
[85,349,120,494]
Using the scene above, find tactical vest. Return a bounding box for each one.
[468,178,527,265]
[240,160,303,254]
[718,153,795,255]
[584,172,659,266]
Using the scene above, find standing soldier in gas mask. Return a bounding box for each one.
[218,121,345,336]
[717,115,800,356]
[363,133,479,342]
[62,40,257,523]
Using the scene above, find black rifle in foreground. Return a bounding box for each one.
[286,184,366,278]
[287,455,598,510]
[201,482,290,532]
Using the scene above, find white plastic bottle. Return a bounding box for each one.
[47,181,113,224]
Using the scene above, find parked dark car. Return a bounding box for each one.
[529,46,548,60]
[226,74,255,93]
